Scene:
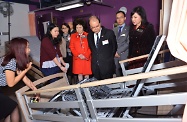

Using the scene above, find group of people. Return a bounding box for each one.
[35,5,157,85]
[40,5,156,84]
[0,6,156,121]
[114,6,156,76]
[40,15,118,84]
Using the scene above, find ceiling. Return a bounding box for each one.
[0,0,73,8]
[0,0,112,11]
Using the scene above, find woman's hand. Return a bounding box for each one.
[115,52,120,58]
[60,66,67,73]
[16,62,32,75]
[27,62,32,71]
[78,54,86,60]
[31,93,40,103]
[35,93,40,101]
[62,62,66,67]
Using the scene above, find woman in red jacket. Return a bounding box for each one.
[69,19,92,82]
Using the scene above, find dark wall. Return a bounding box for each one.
[31,0,161,34]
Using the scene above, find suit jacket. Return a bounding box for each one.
[129,23,156,57]
[128,23,156,69]
[88,26,117,78]
[113,25,130,60]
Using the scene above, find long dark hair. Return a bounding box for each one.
[1,37,30,70]
[45,23,61,46]
[130,6,148,26]
[60,23,71,37]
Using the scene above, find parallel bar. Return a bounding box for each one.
[125,60,185,76]
[23,84,80,95]
[92,92,187,108]
[126,73,187,86]
[81,65,187,88]
[98,118,181,122]
[29,101,80,108]
[32,114,85,122]
[119,49,169,64]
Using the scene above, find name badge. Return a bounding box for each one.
[121,34,126,37]
[137,29,143,33]
[102,40,109,45]
[81,35,87,38]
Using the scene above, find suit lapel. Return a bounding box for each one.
[98,28,106,49]
[90,32,97,51]
[122,26,127,33]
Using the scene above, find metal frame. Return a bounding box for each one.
[18,65,187,122]
[26,88,90,122]
[16,73,90,122]
[16,35,187,122]
[83,88,187,122]
[119,35,166,117]
[81,35,187,121]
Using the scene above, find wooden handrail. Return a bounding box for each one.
[23,84,80,95]
[81,65,187,88]
[23,65,187,94]
[16,73,65,93]
[119,49,170,64]
[20,72,67,95]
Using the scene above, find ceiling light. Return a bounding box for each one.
[55,0,84,11]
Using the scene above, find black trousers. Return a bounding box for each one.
[93,64,113,80]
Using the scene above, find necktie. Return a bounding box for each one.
[118,26,122,38]
[96,33,99,48]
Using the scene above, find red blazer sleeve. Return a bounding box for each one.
[83,47,91,59]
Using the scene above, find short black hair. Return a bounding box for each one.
[73,18,87,31]
[116,11,126,17]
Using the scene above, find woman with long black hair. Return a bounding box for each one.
[40,23,67,82]
[128,6,156,69]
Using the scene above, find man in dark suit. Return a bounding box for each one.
[113,8,130,77]
[88,16,117,80]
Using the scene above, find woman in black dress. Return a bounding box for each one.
[128,6,156,69]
